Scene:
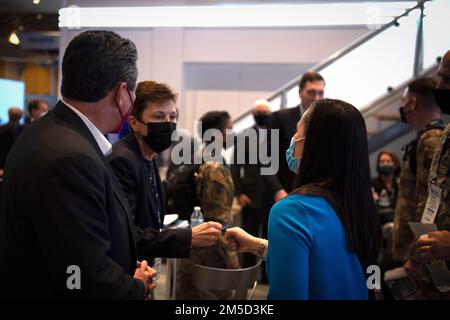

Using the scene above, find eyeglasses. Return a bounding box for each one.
[304,89,324,97]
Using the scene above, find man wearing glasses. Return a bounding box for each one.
[265,71,325,203]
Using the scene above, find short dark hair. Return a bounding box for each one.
[61,30,138,102]
[8,108,22,123]
[131,81,178,120]
[407,77,438,102]
[198,111,231,137]
[27,99,46,115]
[299,71,325,91]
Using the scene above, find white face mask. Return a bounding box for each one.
[286,136,305,174]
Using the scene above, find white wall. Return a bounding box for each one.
[59,0,370,133]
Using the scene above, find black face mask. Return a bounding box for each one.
[379,164,395,176]
[254,114,271,126]
[142,121,177,153]
[435,89,450,114]
[399,107,408,123]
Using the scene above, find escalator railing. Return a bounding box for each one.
[233,0,450,145]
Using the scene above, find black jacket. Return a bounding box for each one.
[264,106,302,195]
[0,101,145,299]
[108,133,191,261]
[0,122,23,170]
[230,124,268,208]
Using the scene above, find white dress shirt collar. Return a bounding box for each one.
[61,99,112,156]
[299,103,305,116]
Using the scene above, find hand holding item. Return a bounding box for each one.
[134,260,158,298]
[225,227,268,259]
[414,231,450,263]
[191,221,222,247]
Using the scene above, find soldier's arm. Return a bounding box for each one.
[197,164,240,268]
[415,130,442,217]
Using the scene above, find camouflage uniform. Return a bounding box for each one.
[430,124,450,249]
[410,124,450,299]
[176,162,240,299]
[393,122,444,262]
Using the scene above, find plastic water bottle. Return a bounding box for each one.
[190,206,204,227]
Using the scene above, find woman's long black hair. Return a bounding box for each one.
[293,99,382,270]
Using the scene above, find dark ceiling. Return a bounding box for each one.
[0,0,60,14]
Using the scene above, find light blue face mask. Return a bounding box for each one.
[286,137,305,174]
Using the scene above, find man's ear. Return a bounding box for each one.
[128,115,139,133]
[114,82,127,109]
[411,96,419,112]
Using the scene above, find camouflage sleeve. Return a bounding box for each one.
[196,163,235,223]
[415,129,442,218]
[434,126,450,232]
[393,164,417,262]
[196,163,240,268]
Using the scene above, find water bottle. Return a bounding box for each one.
[190,206,204,227]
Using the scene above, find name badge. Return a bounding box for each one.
[421,184,442,224]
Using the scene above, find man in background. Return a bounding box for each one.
[408,50,450,298]
[391,77,444,298]
[26,99,48,123]
[231,99,272,276]
[0,107,23,178]
[265,71,325,202]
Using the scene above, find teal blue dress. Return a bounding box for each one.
[266,194,368,300]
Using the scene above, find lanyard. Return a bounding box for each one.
[421,125,450,224]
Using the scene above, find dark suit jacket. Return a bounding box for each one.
[108,133,191,261]
[0,101,145,299]
[0,122,23,170]
[264,106,301,195]
[230,124,267,208]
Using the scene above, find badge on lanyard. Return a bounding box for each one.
[421,184,442,224]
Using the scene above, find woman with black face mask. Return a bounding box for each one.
[371,150,401,300]
[371,150,400,225]
[107,81,223,298]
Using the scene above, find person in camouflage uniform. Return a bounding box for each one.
[176,111,240,300]
[392,78,444,265]
[407,51,450,299]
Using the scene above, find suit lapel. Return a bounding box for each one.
[125,134,160,229]
[146,160,160,228]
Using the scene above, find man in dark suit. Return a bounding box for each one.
[231,99,272,270]
[265,71,325,202]
[26,99,49,124]
[0,107,23,177]
[108,81,222,267]
[0,31,155,299]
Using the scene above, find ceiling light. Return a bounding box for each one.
[59,2,416,28]
[8,32,20,45]
[33,0,40,4]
